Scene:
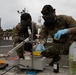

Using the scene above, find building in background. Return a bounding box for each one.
[0,18,3,40]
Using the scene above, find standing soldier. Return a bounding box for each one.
[12,13,37,59]
[40,5,76,66]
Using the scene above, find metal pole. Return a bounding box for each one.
[7,38,29,55]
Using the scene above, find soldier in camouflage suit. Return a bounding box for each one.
[12,13,37,59]
[40,5,76,66]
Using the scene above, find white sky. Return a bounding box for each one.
[0,0,76,30]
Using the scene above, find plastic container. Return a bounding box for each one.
[33,51,41,56]
[25,71,36,75]
[69,42,76,75]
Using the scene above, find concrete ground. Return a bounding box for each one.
[0,66,69,75]
[0,40,13,46]
[0,40,70,75]
[0,58,69,75]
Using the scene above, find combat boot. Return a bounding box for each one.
[49,55,60,66]
[19,55,25,59]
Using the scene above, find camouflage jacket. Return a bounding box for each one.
[40,15,76,43]
[12,22,37,45]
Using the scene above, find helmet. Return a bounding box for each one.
[41,5,54,15]
[20,13,32,21]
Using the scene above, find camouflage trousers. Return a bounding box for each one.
[41,42,70,58]
[15,42,32,57]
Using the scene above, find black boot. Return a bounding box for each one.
[19,55,24,59]
[49,55,60,66]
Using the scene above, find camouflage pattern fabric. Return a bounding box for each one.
[40,15,76,56]
[12,22,37,57]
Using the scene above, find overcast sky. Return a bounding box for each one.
[0,0,76,30]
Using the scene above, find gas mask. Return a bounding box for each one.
[20,20,32,34]
[41,5,56,27]
[42,14,56,28]
[43,14,55,22]
[20,13,32,29]
[21,20,31,29]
